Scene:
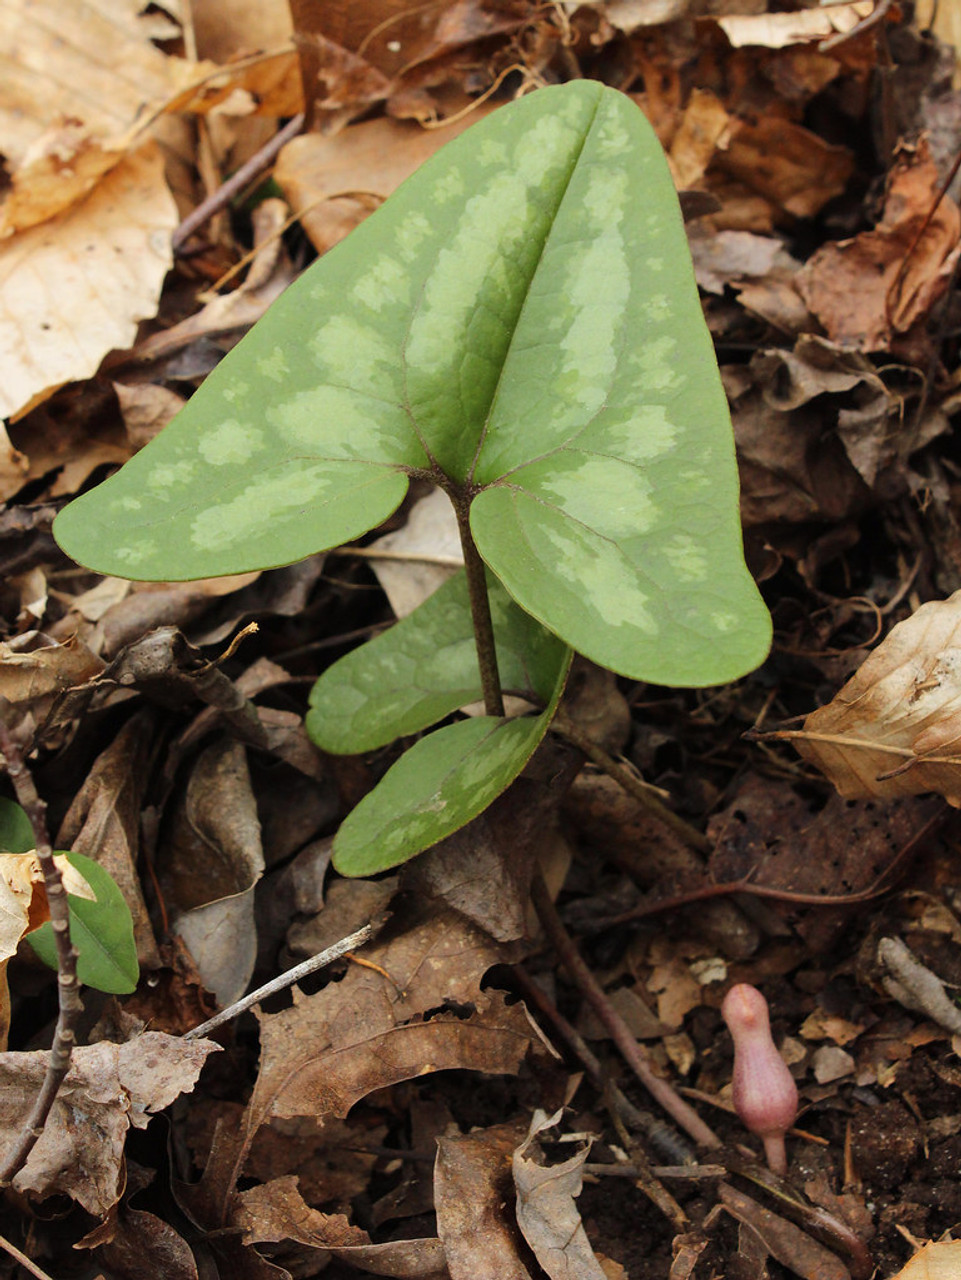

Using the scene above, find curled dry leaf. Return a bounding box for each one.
[0,143,178,420]
[513,1110,608,1280]
[1,1032,218,1217]
[435,1120,533,1280]
[788,591,961,805]
[797,138,961,351]
[0,851,94,961]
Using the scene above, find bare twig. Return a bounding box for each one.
[551,710,712,855]
[0,716,82,1187]
[184,925,373,1040]
[0,1230,56,1280]
[530,871,721,1150]
[513,964,695,1165]
[172,112,306,253]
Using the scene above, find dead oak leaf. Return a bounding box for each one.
[249,905,532,1134]
[797,137,961,350]
[785,591,961,804]
[513,1110,607,1280]
[0,142,177,420]
[2,1032,218,1216]
[435,1119,533,1280]
[236,1174,448,1277]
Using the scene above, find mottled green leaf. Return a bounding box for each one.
[53,80,768,685]
[0,799,33,854]
[28,852,138,994]
[332,654,570,876]
[307,569,567,753]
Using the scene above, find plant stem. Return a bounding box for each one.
[451,491,505,718]
[530,870,721,1151]
[0,713,81,1187]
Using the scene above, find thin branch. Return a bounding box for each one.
[551,709,712,854]
[529,871,721,1150]
[0,1230,56,1280]
[172,112,306,253]
[184,925,373,1040]
[0,716,81,1187]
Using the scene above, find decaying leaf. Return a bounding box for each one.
[787,591,961,804]
[716,3,875,49]
[797,138,961,351]
[889,1240,961,1280]
[435,1120,533,1280]
[164,739,265,1005]
[0,1032,218,1216]
[513,1111,607,1280]
[0,850,94,962]
[0,143,178,419]
[235,1174,448,1277]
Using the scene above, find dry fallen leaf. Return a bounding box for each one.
[164,739,265,1005]
[888,1240,961,1279]
[435,1119,533,1280]
[0,143,178,419]
[716,3,875,49]
[787,591,961,804]
[797,138,961,351]
[1,1032,218,1216]
[513,1110,607,1280]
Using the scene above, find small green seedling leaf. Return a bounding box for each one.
[308,569,567,753]
[29,852,139,994]
[54,80,769,688]
[332,653,570,876]
[0,798,34,854]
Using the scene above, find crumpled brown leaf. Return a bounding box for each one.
[798,137,961,351]
[2,1032,218,1216]
[435,1119,533,1280]
[235,1174,448,1277]
[788,591,961,804]
[513,1111,607,1280]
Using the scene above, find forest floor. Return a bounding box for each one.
[3,2,961,1278]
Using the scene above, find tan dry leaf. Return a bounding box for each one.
[235,1174,448,1276]
[889,1241,961,1280]
[0,424,28,501]
[790,592,961,804]
[2,1032,219,1216]
[275,108,495,253]
[0,142,177,420]
[797,138,961,351]
[717,3,875,49]
[0,632,104,704]
[436,1120,533,1280]
[513,1111,607,1280]
[0,0,201,170]
[0,852,93,963]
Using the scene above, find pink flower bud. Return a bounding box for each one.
[721,983,798,1175]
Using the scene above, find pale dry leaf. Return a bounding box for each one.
[435,1120,533,1280]
[366,488,462,619]
[0,143,177,420]
[717,2,875,49]
[0,423,28,501]
[888,1240,961,1279]
[165,739,264,1005]
[235,1174,448,1275]
[0,0,203,169]
[0,851,94,962]
[0,632,105,704]
[513,1110,607,1280]
[1,1032,219,1216]
[114,382,187,449]
[789,591,961,804]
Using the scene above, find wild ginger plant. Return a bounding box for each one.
[54,81,772,875]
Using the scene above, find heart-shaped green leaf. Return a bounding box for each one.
[53,80,769,686]
[0,798,34,854]
[28,852,139,994]
[307,569,567,753]
[331,653,570,877]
